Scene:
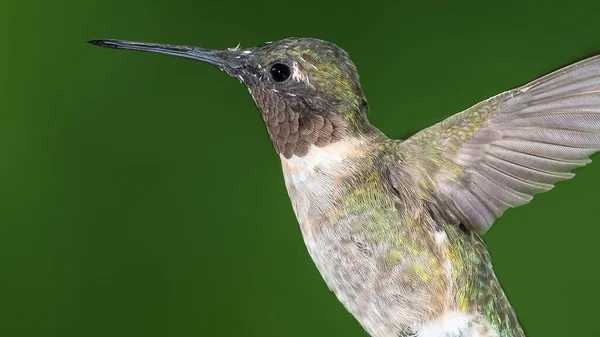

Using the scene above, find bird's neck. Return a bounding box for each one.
[280,135,375,173]
[260,97,380,159]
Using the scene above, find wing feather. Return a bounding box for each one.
[397,54,600,233]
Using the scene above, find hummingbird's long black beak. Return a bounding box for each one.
[89,39,239,70]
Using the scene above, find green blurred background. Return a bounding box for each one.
[1,1,599,336]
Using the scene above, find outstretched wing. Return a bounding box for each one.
[397,55,600,234]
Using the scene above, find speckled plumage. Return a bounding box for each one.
[91,37,600,337]
[281,136,521,337]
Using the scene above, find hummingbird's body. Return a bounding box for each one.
[91,37,600,337]
[281,136,520,337]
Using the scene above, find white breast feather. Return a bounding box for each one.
[416,311,499,337]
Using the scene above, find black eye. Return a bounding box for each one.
[269,63,291,82]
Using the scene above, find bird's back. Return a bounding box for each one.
[280,136,524,337]
[437,220,524,337]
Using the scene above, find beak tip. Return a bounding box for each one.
[88,39,117,48]
[88,40,104,47]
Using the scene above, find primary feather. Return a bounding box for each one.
[401,55,600,233]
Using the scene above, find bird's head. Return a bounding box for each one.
[90,38,374,158]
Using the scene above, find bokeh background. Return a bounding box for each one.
[2,1,600,336]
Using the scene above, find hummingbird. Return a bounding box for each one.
[90,37,600,337]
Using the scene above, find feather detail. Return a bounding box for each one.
[398,55,600,233]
